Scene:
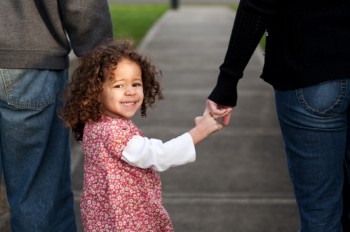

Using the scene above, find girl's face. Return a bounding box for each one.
[99,58,144,119]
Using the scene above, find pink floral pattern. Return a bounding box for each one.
[81,115,173,232]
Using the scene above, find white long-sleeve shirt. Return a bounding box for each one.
[122,133,196,172]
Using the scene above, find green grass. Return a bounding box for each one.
[109,4,169,45]
[232,3,239,10]
[108,3,265,48]
[231,4,266,49]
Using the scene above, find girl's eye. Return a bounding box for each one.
[133,83,142,87]
[114,84,123,88]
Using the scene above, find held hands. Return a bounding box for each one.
[189,99,233,144]
[205,99,233,126]
[189,110,223,145]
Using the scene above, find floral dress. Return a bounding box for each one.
[80,116,174,232]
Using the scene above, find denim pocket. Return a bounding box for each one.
[1,69,61,110]
[296,79,347,116]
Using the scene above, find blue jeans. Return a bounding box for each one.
[0,69,76,231]
[275,79,350,232]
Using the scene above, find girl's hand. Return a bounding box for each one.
[189,112,223,144]
[195,111,223,134]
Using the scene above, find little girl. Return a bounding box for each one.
[61,39,222,232]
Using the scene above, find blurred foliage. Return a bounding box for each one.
[109,4,169,45]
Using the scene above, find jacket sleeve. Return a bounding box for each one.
[58,0,114,56]
[121,133,196,172]
[208,0,279,107]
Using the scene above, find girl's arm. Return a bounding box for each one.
[122,133,196,172]
[122,113,222,172]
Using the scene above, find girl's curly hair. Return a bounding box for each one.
[60,39,164,141]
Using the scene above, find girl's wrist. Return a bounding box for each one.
[189,126,208,145]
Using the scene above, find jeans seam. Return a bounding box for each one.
[296,80,347,115]
[0,69,12,103]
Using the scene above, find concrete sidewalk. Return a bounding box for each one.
[71,5,300,232]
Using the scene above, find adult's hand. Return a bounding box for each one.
[205,99,233,126]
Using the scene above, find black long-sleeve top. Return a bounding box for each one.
[209,0,350,107]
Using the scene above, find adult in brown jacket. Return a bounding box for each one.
[0,1,113,231]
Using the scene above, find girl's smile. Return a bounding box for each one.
[100,58,144,119]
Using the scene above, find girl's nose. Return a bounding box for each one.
[125,85,136,95]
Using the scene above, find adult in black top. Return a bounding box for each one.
[206,0,350,231]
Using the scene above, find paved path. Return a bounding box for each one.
[71,5,300,232]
